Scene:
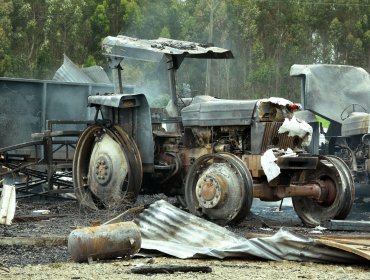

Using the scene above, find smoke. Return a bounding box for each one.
[122,58,170,108]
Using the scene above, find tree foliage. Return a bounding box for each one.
[1,0,370,102]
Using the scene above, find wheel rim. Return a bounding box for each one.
[87,132,129,206]
[73,124,142,209]
[292,155,355,226]
[185,153,253,224]
[328,156,355,219]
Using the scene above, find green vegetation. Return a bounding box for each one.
[316,115,330,129]
[1,0,370,102]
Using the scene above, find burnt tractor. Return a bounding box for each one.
[291,64,370,186]
[73,36,355,226]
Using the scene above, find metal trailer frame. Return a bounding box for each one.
[0,77,113,197]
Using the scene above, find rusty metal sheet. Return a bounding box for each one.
[135,200,366,263]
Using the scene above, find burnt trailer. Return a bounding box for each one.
[0,78,113,193]
[73,35,355,226]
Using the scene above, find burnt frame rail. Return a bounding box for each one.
[0,120,93,198]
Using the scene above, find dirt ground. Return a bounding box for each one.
[4,257,370,280]
[1,192,370,279]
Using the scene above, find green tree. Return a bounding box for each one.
[38,0,88,78]
[225,0,260,99]
[88,0,142,65]
[2,0,370,98]
[0,0,14,76]
[8,0,47,77]
[306,0,370,70]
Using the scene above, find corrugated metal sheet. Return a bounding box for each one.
[53,55,111,84]
[82,65,111,84]
[136,200,366,263]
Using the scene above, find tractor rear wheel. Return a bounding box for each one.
[73,124,142,209]
[292,155,355,226]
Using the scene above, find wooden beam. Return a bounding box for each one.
[130,265,212,274]
[0,236,67,247]
[322,220,370,232]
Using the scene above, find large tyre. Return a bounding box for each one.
[184,153,253,224]
[292,155,355,226]
[73,124,142,209]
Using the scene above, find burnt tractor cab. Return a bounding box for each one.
[73,35,355,226]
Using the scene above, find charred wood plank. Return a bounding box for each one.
[130,265,212,274]
[13,214,67,223]
[0,236,67,247]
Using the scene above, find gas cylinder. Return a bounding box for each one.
[68,221,141,262]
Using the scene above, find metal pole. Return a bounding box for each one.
[166,55,179,117]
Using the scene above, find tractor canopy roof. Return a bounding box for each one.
[102,35,233,69]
